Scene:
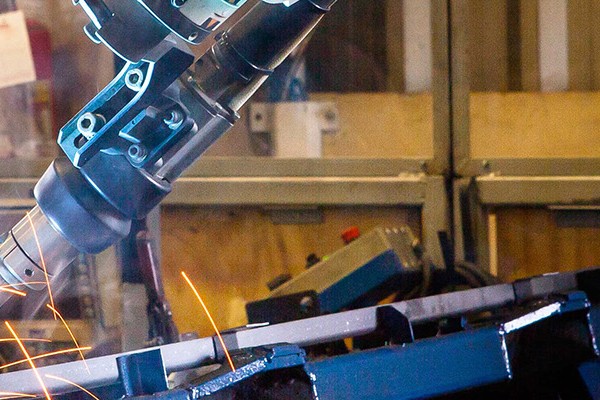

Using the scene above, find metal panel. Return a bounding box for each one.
[477,176,600,205]
[460,158,600,177]
[184,158,431,177]
[166,176,428,206]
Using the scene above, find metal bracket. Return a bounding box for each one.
[249,101,339,157]
[117,349,169,397]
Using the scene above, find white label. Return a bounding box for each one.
[0,10,36,89]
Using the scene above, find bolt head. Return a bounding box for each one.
[171,0,187,8]
[128,144,147,163]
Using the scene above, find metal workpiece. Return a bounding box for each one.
[0,335,217,395]
[237,283,516,350]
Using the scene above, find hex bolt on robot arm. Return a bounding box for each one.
[0,0,337,308]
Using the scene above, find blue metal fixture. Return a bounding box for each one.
[11,271,599,400]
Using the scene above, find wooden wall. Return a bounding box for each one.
[466,0,600,159]
[496,208,600,281]
[467,0,540,92]
[568,0,600,90]
[160,206,421,337]
[470,92,600,159]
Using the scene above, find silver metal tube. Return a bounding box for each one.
[0,205,79,309]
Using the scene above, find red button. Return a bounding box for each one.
[341,226,360,244]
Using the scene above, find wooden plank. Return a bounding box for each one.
[496,209,600,281]
[567,0,600,90]
[519,0,541,91]
[208,93,435,159]
[386,0,405,92]
[160,206,421,336]
[305,0,387,92]
[468,0,509,91]
[470,92,600,159]
[592,1,600,89]
[506,0,522,91]
[431,0,451,174]
[568,0,593,90]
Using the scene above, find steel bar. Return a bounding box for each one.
[0,283,515,394]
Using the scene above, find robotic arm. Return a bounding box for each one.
[0,0,336,309]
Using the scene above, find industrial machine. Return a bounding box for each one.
[1,0,600,399]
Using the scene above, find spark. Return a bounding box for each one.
[4,321,52,400]
[181,271,236,372]
[0,392,36,399]
[0,338,51,343]
[46,305,89,373]
[0,288,26,297]
[0,346,92,370]
[0,282,47,297]
[45,375,99,400]
[25,212,56,318]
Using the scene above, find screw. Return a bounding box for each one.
[125,69,144,91]
[128,144,147,163]
[171,0,187,7]
[77,112,105,140]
